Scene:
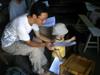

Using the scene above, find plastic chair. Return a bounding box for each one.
[78,14,100,54]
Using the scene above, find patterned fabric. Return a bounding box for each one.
[1,23,17,47]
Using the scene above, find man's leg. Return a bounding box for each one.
[29,47,47,74]
[2,41,47,74]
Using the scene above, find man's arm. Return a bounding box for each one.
[34,31,51,43]
[24,40,45,47]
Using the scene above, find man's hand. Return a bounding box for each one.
[39,43,46,47]
[34,31,51,42]
[24,40,46,47]
[33,37,43,43]
[45,42,54,51]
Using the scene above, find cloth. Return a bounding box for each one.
[1,14,39,47]
[2,41,47,74]
[9,0,27,21]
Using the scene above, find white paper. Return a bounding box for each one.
[44,16,56,27]
[49,57,63,75]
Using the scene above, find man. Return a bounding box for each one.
[1,2,51,75]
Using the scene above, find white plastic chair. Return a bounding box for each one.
[78,14,100,54]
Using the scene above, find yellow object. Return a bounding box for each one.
[52,38,65,58]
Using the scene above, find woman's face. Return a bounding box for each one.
[56,35,65,40]
[36,12,48,26]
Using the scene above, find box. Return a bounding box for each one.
[60,54,95,75]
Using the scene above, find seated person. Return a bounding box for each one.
[49,23,76,60]
[47,23,76,74]
[1,2,52,75]
[9,0,27,21]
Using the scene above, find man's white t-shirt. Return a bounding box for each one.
[1,14,39,47]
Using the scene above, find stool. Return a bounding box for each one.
[60,54,95,75]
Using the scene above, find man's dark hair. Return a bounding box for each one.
[29,1,48,16]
